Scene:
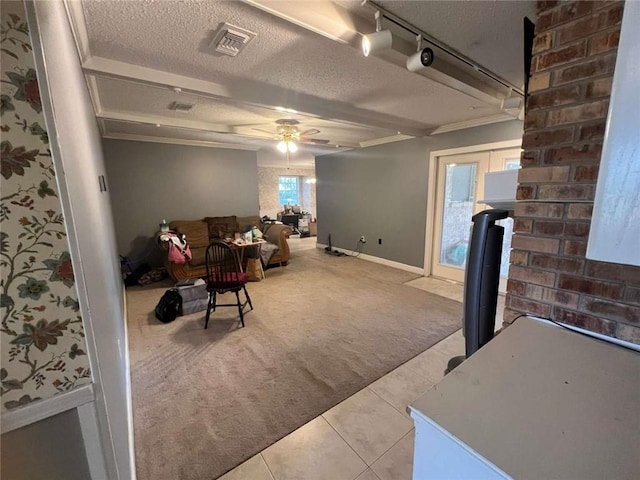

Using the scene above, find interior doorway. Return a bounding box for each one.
[424,141,522,292]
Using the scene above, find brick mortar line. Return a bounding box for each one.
[556,21,622,38]
[536,15,594,34]
[527,80,613,100]
[536,55,618,80]
[509,254,634,288]
[526,100,611,117]
[529,74,613,92]
[552,15,624,46]
[524,119,606,134]
[523,144,603,151]
[534,55,589,75]
[523,135,603,145]
[535,3,623,33]
[527,121,606,133]
[506,291,582,307]
[523,133,603,144]
[518,181,596,187]
[546,50,618,69]
[513,200,596,204]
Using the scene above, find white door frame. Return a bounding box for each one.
[423,140,522,278]
[25,1,135,478]
[431,151,491,282]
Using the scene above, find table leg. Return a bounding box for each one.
[256,243,265,279]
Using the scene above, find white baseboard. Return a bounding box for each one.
[317,243,424,276]
[1,384,94,433]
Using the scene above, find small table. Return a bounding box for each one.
[229,239,266,279]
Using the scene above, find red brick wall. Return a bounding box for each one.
[505,0,640,343]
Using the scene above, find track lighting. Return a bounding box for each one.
[407,47,434,71]
[362,10,392,57]
[362,29,392,57]
[406,35,434,72]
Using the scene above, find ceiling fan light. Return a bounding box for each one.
[362,30,392,57]
[288,141,298,153]
[277,141,288,153]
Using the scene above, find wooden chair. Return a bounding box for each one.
[204,240,253,329]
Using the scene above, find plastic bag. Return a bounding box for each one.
[168,241,192,264]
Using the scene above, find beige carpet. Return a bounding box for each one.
[126,248,462,480]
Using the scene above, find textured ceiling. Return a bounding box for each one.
[77,0,530,150]
[95,76,400,146]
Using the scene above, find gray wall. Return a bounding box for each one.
[103,139,259,266]
[1,409,91,480]
[316,120,524,268]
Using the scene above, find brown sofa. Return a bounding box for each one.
[163,216,292,281]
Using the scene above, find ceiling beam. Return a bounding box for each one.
[101,132,261,151]
[242,0,369,46]
[82,56,429,139]
[428,113,516,135]
[95,110,239,136]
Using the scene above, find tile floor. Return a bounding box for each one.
[219,276,483,480]
[404,276,506,331]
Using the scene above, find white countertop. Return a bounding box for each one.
[410,317,640,479]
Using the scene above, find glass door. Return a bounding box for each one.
[432,151,490,282]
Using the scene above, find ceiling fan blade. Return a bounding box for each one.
[299,128,320,137]
[300,137,331,145]
[251,128,276,135]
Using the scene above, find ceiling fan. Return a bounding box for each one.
[253,119,331,153]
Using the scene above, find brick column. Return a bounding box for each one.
[505,0,640,343]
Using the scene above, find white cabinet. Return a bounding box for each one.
[479,170,518,210]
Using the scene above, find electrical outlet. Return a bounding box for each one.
[360,235,366,243]
[378,238,382,245]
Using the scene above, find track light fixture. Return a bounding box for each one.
[362,11,391,57]
[406,35,434,72]
[362,29,392,57]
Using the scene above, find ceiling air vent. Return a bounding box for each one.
[168,102,195,113]
[210,23,256,57]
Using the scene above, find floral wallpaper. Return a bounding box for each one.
[258,166,316,219]
[1,3,90,412]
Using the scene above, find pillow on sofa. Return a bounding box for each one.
[169,220,209,248]
[205,216,237,240]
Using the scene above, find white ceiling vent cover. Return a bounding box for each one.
[210,23,256,57]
